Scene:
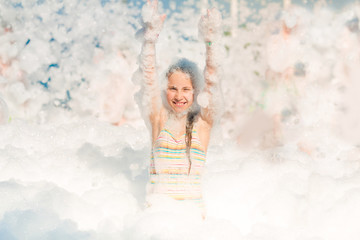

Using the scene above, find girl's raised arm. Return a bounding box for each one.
[198,9,223,126]
[135,0,166,133]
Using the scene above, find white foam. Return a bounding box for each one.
[0,96,8,124]
[0,1,360,239]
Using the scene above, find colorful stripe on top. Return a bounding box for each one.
[148,128,206,206]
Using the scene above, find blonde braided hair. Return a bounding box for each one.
[185,111,197,174]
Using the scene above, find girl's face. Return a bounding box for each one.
[166,71,194,113]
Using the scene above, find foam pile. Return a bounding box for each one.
[0,0,360,239]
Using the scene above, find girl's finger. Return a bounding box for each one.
[154,0,158,11]
[160,14,166,23]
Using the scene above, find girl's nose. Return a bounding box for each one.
[175,91,183,99]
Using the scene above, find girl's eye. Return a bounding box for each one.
[169,87,177,91]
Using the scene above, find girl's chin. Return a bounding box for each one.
[173,108,189,113]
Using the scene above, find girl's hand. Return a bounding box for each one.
[141,0,166,42]
[198,8,222,43]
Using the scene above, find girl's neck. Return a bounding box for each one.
[165,111,188,135]
[168,108,188,120]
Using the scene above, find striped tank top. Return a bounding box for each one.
[148,126,206,207]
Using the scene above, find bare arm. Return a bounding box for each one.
[198,9,223,126]
[135,0,166,140]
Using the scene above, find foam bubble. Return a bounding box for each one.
[0,97,9,124]
[0,1,360,240]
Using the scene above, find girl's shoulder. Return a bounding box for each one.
[194,114,212,150]
[150,106,168,126]
[159,107,169,127]
[150,106,169,144]
[196,113,212,131]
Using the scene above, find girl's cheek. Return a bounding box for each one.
[189,94,195,102]
[183,92,193,98]
[166,91,173,98]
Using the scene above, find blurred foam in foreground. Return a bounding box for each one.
[0,0,360,239]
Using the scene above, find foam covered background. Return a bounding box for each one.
[0,0,360,239]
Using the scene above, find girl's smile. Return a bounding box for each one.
[166,71,194,113]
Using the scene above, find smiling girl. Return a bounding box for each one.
[135,0,223,217]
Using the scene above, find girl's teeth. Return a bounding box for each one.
[175,102,185,106]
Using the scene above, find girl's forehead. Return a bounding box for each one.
[167,71,193,87]
[167,81,193,88]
